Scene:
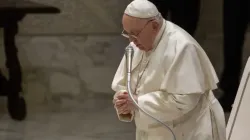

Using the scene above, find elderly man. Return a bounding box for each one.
[112,0,226,140]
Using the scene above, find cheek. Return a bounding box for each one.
[132,39,140,46]
[134,34,154,48]
[141,36,153,45]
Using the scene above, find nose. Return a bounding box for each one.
[128,36,135,42]
[129,37,138,44]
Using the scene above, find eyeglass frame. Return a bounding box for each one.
[121,19,155,40]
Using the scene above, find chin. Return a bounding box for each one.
[136,45,144,50]
[138,47,145,51]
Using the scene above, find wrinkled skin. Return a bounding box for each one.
[122,14,161,51]
[113,90,138,114]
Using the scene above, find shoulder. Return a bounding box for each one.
[165,22,200,55]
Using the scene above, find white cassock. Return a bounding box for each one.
[111,20,226,140]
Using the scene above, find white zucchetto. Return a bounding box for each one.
[124,0,159,18]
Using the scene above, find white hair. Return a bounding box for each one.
[144,13,163,26]
[154,13,163,24]
[145,13,163,24]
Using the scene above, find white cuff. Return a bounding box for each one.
[115,107,134,122]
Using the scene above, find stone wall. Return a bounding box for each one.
[0,0,229,108]
[0,0,131,108]
[19,0,130,34]
[0,34,129,107]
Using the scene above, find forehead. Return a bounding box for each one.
[122,14,145,32]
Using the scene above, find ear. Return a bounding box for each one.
[152,21,159,31]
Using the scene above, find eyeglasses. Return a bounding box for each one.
[121,19,154,40]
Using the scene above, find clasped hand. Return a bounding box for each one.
[113,90,137,114]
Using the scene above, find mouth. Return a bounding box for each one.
[137,46,143,50]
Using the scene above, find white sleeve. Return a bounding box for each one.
[111,55,127,91]
[137,91,201,124]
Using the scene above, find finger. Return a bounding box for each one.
[121,111,130,114]
[115,102,127,108]
[115,102,127,109]
[117,91,128,97]
[117,94,129,99]
[115,104,123,109]
[115,100,127,105]
[121,109,131,114]
[116,102,126,107]
[120,106,131,114]
[116,103,128,109]
[117,90,127,95]
[118,107,129,114]
[116,104,126,109]
[121,107,130,113]
[114,91,124,98]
